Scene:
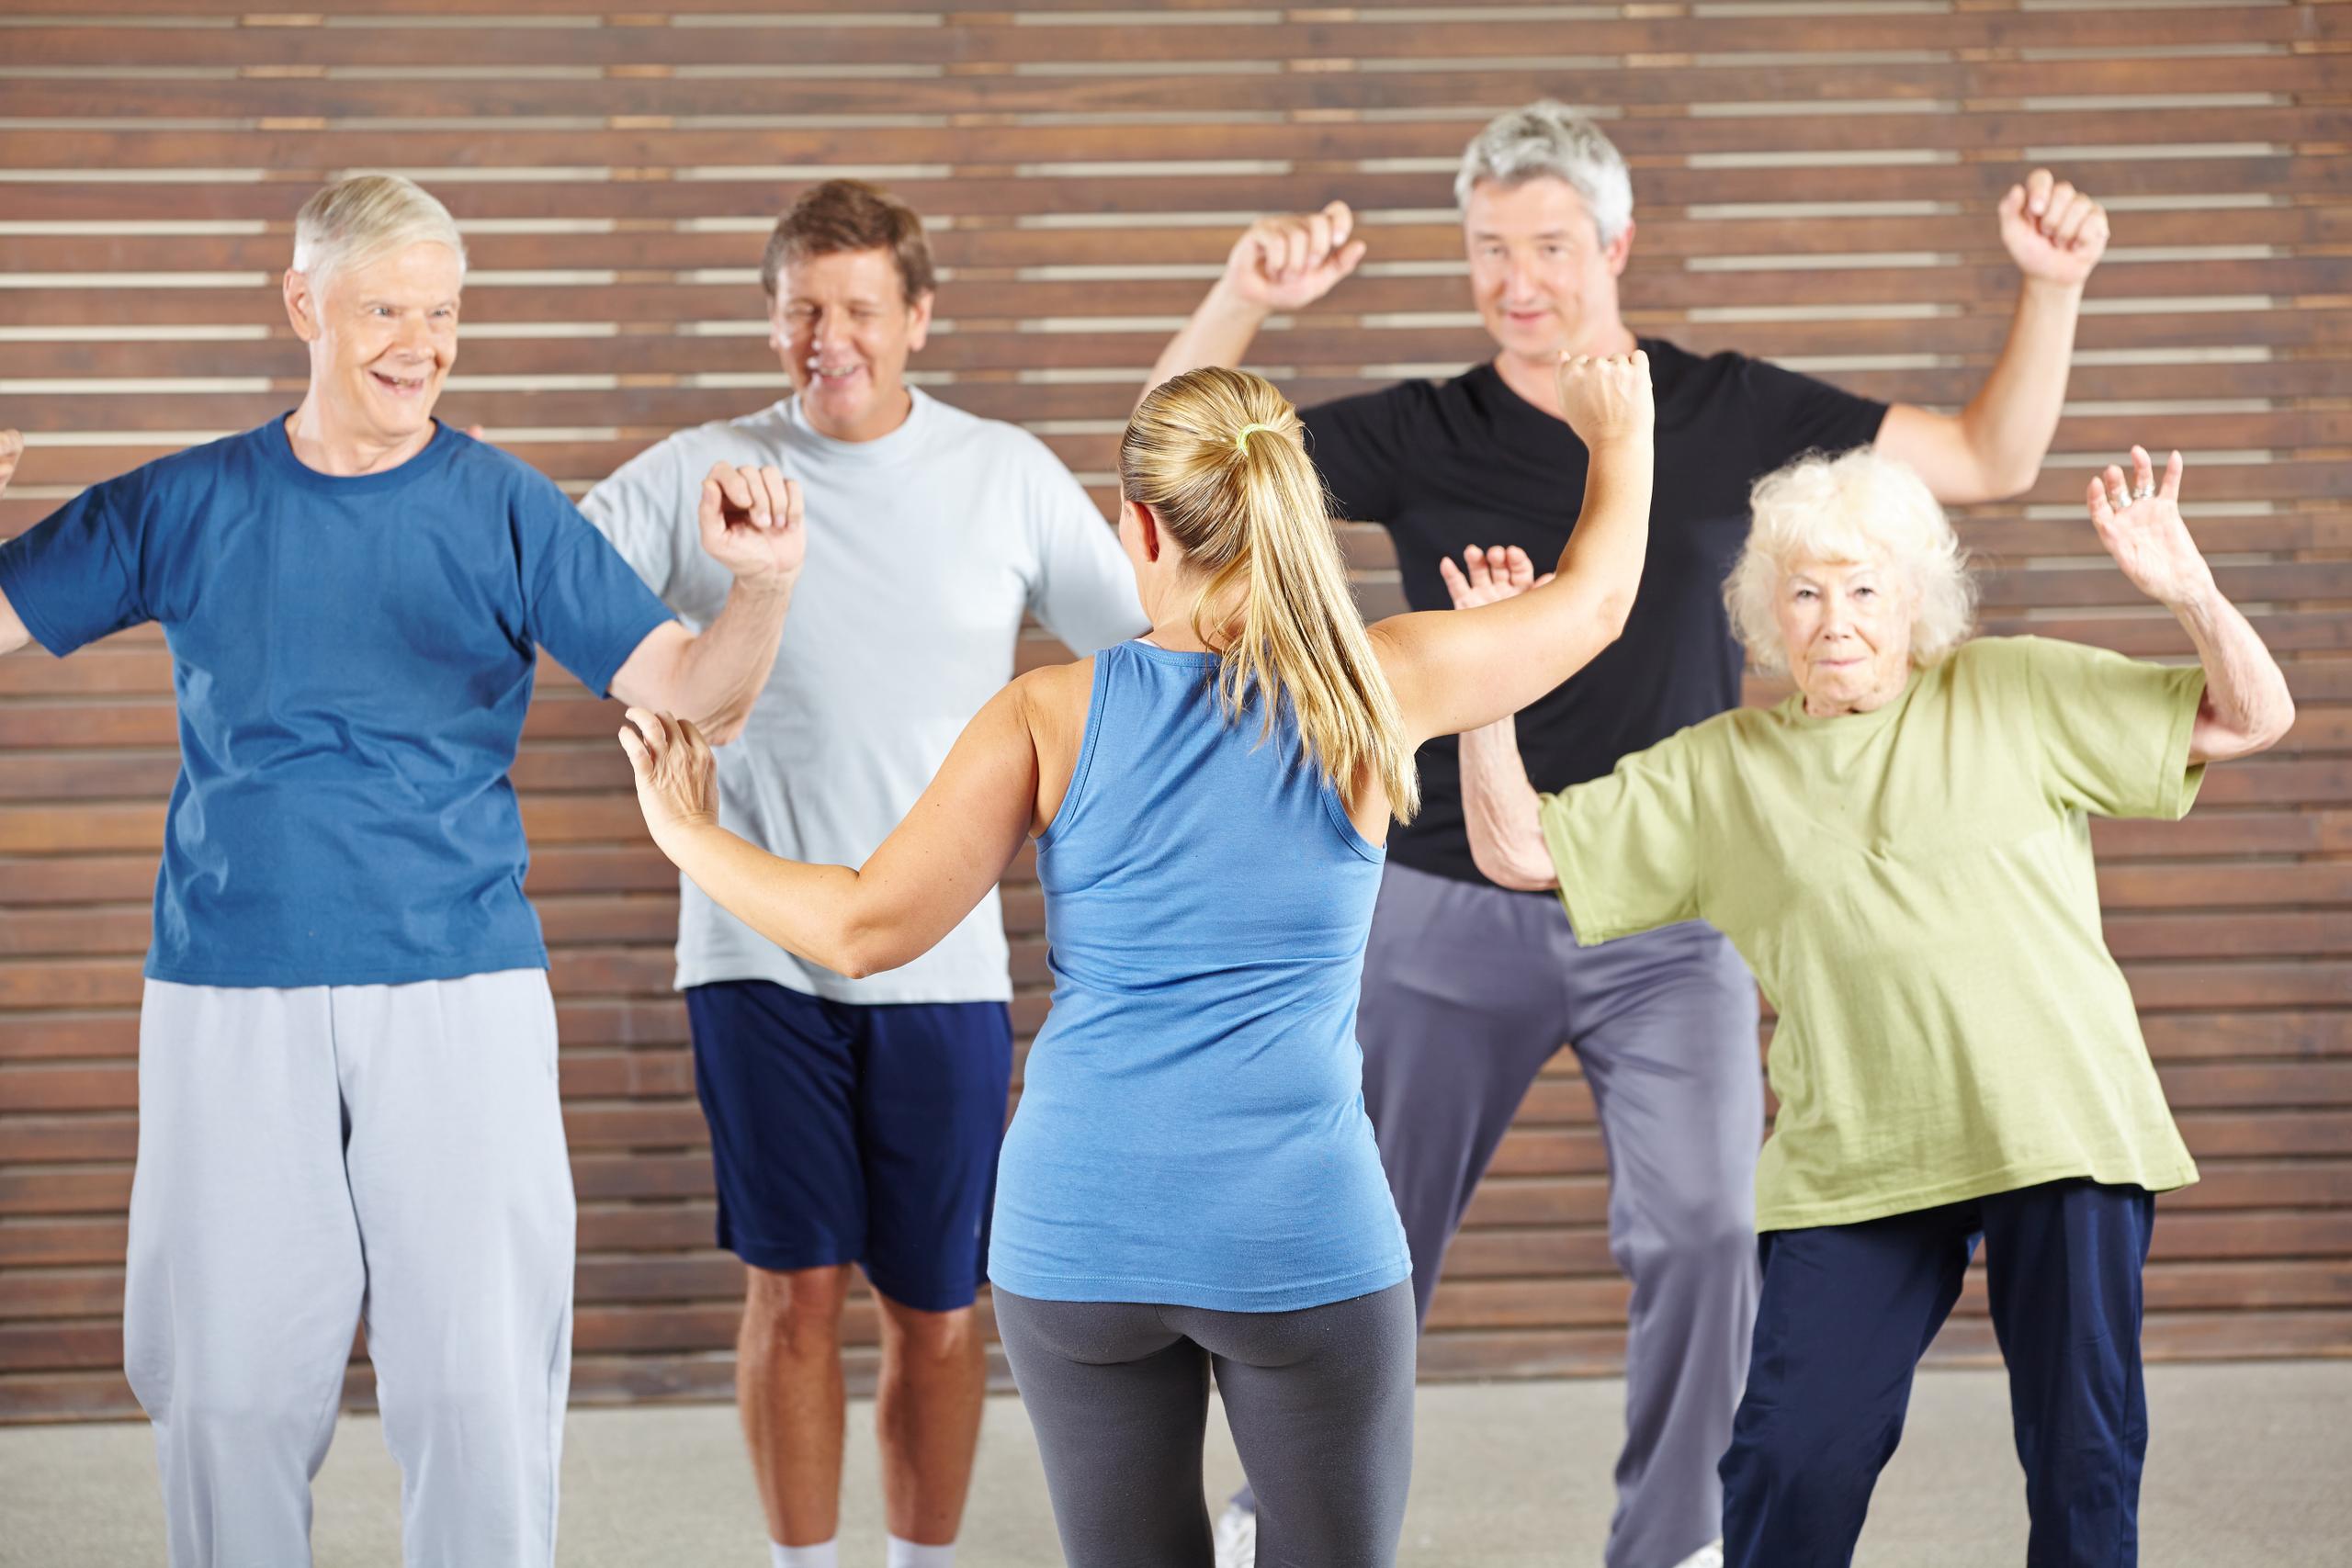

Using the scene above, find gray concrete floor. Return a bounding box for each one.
[4,1361,2346,1566]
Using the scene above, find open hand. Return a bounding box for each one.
[1999,169,2109,288]
[1219,201,1368,313]
[1555,351,1653,449]
[2086,446,2213,610]
[1440,544,1552,610]
[0,431,21,500]
[617,707,718,852]
[697,461,805,591]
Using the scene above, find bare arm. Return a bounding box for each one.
[1144,202,1366,400]
[608,461,803,744]
[1368,353,1656,745]
[1878,170,2108,503]
[1460,714,1557,891]
[0,432,32,655]
[2086,446,2295,764]
[618,681,1041,981]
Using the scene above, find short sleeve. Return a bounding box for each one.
[1743,355,1889,468]
[1537,729,1703,943]
[519,479,677,699]
[2011,636,2208,820]
[1300,386,1413,524]
[0,473,152,655]
[578,434,707,616]
[1022,446,1148,656]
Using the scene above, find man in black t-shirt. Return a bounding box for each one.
[1149,102,2111,1568]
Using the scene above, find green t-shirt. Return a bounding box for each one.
[1540,636,2206,1231]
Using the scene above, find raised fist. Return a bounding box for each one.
[1555,351,1654,449]
[1218,200,1368,313]
[1999,169,2109,288]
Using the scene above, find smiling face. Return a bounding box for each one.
[770,247,933,444]
[1463,175,1633,367]
[1774,553,1918,716]
[285,240,460,450]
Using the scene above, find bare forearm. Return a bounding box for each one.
[1548,434,1655,640]
[1145,280,1270,402]
[1958,276,2083,497]
[671,581,791,741]
[658,821,886,978]
[1459,715,1557,891]
[2173,583,2295,761]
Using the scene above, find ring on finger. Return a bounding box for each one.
[2132,479,2155,501]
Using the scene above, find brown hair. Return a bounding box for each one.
[1121,367,1419,821]
[760,179,936,304]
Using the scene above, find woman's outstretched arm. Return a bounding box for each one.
[620,678,1043,979]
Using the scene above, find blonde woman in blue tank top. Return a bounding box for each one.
[618,355,1658,1567]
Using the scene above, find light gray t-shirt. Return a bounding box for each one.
[581,388,1146,1003]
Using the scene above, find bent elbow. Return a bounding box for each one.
[1591,587,1636,648]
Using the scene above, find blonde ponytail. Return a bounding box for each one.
[1121,367,1420,820]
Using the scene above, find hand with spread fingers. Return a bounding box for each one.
[696,460,807,592]
[0,430,21,501]
[617,705,720,852]
[2086,445,2213,610]
[1440,544,1553,611]
[1555,349,1655,449]
[1219,199,1370,314]
[1999,168,2110,288]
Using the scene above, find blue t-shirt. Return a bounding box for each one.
[989,641,1412,1312]
[0,418,675,987]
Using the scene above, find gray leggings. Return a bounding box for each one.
[993,1280,1418,1568]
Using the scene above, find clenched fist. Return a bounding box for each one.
[1217,200,1368,314]
[2000,168,2109,288]
[1555,351,1653,449]
[698,461,806,592]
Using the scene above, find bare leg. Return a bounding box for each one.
[874,1291,987,1546]
[739,1262,853,1548]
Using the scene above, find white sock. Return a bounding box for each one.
[771,1541,837,1568]
[885,1537,956,1568]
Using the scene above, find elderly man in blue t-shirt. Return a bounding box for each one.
[0,175,802,1567]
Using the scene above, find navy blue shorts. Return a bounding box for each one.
[684,980,1014,1313]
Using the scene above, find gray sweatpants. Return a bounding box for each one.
[1363,863,1761,1568]
[996,1281,1418,1568]
[124,971,576,1568]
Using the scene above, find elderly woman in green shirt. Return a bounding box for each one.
[1451,444,2293,1568]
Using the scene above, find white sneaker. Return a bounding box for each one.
[1212,1501,1257,1568]
[1668,1541,1724,1568]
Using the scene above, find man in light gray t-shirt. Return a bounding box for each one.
[581,179,1143,1568]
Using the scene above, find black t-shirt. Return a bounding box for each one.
[1302,336,1888,887]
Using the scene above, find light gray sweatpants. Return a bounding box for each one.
[1361,863,1761,1568]
[124,970,576,1568]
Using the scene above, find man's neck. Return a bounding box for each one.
[1490,319,1642,423]
[283,398,435,477]
[802,384,915,445]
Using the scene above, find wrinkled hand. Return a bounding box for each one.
[2086,446,2212,610]
[1439,544,1553,610]
[1555,350,1653,448]
[1999,168,2109,288]
[0,430,21,500]
[617,707,718,851]
[697,461,806,591]
[1219,200,1368,313]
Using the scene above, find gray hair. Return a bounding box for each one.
[1724,447,1979,675]
[1454,100,1634,245]
[291,174,467,292]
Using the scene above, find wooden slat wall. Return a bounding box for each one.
[2,0,2347,1423]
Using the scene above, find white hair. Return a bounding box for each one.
[1454,100,1634,244]
[1724,447,1979,675]
[291,174,467,291]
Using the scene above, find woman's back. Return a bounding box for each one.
[987,639,1410,1312]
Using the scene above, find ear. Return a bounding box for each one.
[284,269,320,344]
[1125,497,1163,563]
[905,288,935,355]
[1602,217,1635,279]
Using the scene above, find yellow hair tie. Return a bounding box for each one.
[1234,421,1281,453]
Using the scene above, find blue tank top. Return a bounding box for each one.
[988,640,1412,1311]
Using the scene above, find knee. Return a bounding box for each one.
[742,1266,848,1362]
[156,1370,337,1455]
[1619,1187,1756,1280]
[1721,1409,1875,1513]
[878,1301,980,1371]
